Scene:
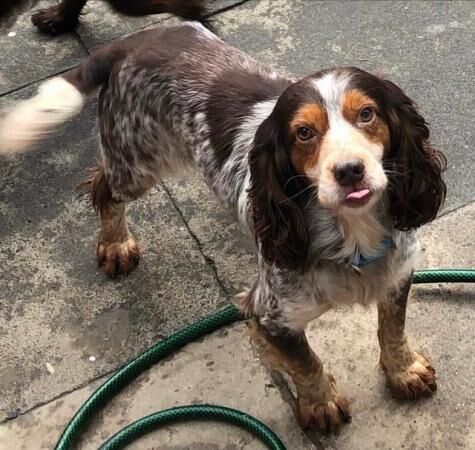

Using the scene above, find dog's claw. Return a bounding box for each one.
[96,237,140,278]
[383,352,437,400]
[297,394,351,434]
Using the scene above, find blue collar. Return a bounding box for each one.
[350,237,394,269]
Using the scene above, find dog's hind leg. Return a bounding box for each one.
[78,163,143,278]
[31,0,87,35]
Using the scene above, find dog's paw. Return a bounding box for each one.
[97,236,140,278]
[297,394,351,434]
[31,5,78,35]
[384,352,437,400]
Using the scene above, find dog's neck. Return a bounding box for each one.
[307,201,389,266]
[336,208,386,259]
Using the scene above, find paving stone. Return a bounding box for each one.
[0,1,87,95]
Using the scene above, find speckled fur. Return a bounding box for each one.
[0,22,445,433]
[88,25,437,432]
[88,26,421,330]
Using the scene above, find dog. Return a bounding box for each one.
[0,21,446,433]
[0,0,208,31]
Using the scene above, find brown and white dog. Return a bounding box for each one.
[0,20,446,433]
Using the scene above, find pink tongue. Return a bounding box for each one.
[346,188,371,200]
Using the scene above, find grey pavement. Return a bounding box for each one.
[0,1,474,449]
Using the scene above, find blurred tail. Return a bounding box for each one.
[0,44,125,154]
[0,77,84,154]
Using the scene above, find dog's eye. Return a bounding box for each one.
[358,107,375,123]
[296,127,314,141]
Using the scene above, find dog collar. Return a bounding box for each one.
[350,236,394,269]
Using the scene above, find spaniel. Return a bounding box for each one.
[0,22,446,433]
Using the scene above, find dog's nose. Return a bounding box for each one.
[333,160,365,186]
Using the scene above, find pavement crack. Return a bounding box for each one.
[205,0,252,18]
[160,182,230,297]
[0,67,78,97]
[0,369,113,426]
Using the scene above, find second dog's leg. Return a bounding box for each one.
[107,0,208,22]
[78,164,140,278]
[32,0,208,35]
[32,0,87,35]
[250,320,350,434]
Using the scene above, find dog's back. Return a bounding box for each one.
[0,22,288,218]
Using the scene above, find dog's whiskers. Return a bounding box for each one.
[282,183,317,203]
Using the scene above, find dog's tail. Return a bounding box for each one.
[0,43,127,154]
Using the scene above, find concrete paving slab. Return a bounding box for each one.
[77,0,248,49]
[0,0,249,87]
[0,324,307,450]
[164,173,257,295]
[0,83,226,421]
[76,0,170,49]
[0,1,87,95]
[0,203,473,449]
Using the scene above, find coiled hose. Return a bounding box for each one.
[55,269,474,450]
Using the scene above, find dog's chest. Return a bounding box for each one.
[304,266,387,308]
[302,234,418,310]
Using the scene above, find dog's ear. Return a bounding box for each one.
[381,79,447,230]
[248,113,309,272]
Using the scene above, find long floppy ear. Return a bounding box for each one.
[248,114,309,272]
[382,79,447,230]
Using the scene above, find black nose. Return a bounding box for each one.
[333,161,365,186]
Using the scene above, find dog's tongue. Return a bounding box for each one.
[346,188,371,200]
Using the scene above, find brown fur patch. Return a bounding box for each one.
[341,89,390,149]
[77,164,111,214]
[290,103,328,134]
[78,164,140,277]
[289,103,328,175]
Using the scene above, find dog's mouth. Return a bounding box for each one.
[343,186,372,207]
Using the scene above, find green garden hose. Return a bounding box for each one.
[55,268,475,450]
[99,405,286,450]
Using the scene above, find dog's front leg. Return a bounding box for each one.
[377,275,437,399]
[249,319,350,433]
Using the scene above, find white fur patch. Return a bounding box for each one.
[233,98,278,225]
[312,72,351,115]
[233,98,277,151]
[0,77,84,154]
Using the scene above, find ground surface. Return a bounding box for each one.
[0,1,474,449]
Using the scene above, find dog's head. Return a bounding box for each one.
[249,67,446,271]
